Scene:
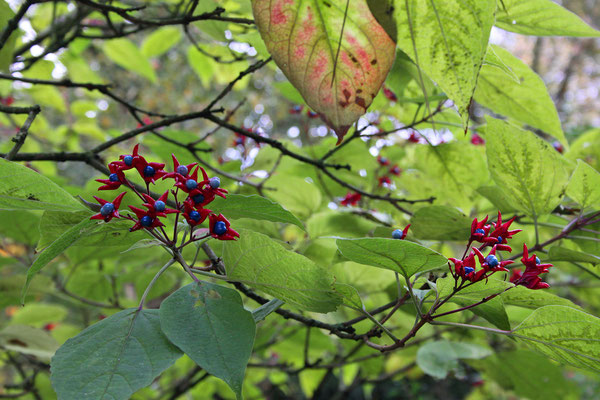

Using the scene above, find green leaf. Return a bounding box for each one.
[475,45,565,145]
[51,309,182,400]
[266,175,322,218]
[410,206,471,240]
[485,117,570,218]
[437,276,513,330]
[0,158,86,211]
[511,305,600,373]
[480,350,580,400]
[416,340,491,379]
[252,0,396,142]
[38,211,146,251]
[496,0,600,37]
[159,282,256,399]
[0,325,59,360]
[0,0,17,72]
[103,39,157,83]
[210,194,304,230]
[501,285,581,310]
[11,303,68,327]
[252,298,285,323]
[566,160,600,210]
[141,26,182,57]
[0,210,41,245]
[394,0,496,124]
[548,246,600,266]
[221,229,341,313]
[334,283,363,310]
[336,238,448,279]
[22,218,97,303]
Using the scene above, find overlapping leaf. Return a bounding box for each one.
[51,309,182,400]
[512,305,600,373]
[221,229,341,313]
[336,237,447,279]
[394,0,496,124]
[485,117,570,218]
[496,0,600,37]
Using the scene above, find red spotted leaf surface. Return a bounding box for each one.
[252,0,396,143]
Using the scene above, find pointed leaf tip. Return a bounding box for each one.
[252,0,396,144]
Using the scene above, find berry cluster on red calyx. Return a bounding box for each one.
[449,211,552,289]
[510,244,553,289]
[392,224,410,240]
[89,145,239,244]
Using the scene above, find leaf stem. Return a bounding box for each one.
[137,258,175,310]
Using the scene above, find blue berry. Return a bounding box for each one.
[186,179,198,190]
[209,177,220,189]
[535,256,541,265]
[485,255,499,268]
[123,155,133,166]
[176,165,189,176]
[392,229,403,239]
[109,173,119,182]
[140,215,153,227]
[100,203,114,216]
[214,221,227,235]
[497,236,503,244]
[143,165,155,177]
[464,266,475,275]
[192,193,205,204]
[154,201,166,212]
[189,210,201,222]
[474,228,485,235]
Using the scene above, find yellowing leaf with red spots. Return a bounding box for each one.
[252,0,396,144]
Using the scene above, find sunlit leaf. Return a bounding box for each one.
[496,0,600,37]
[394,0,496,125]
[252,0,396,143]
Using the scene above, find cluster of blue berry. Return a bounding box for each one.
[90,144,239,242]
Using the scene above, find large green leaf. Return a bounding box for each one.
[485,117,570,218]
[437,276,513,330]
[501,285,581,310]
[476,45,565,145]
[266,175,322,218]
[416,340,491,379]
[566,160,600,210]
[103,39,157,83]
[0,158,86,212]
[0,210,41,245]
[210,194,304,230]
[38,210,148,250]
[51,309,182,400]
[141,26,182,57]
[394,0,496,124]
[252,0,396,142]
[22,218,97,303]
[221,229,341,313]
[159,282,256,399]
[548,246,600,266]
[511,305,600,373]
[410,205,471,240]
[336,237,447,279]
[480,350,579,400]
[496,0,600,37]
